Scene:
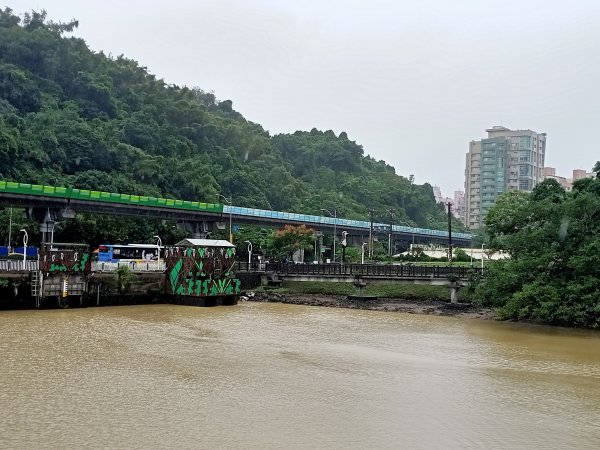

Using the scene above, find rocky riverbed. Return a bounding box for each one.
[246,292,496,320]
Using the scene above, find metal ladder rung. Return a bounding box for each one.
[31,271,41,297]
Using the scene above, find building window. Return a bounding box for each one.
[519,136,531,149]
[519,179,531,190]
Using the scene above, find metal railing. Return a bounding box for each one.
[91,261,166,272]
[0,260,166,273]
[0,260,38,272]
[254,262,480,279]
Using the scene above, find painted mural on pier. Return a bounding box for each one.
[39,247,91,273]
[164,243,240,297]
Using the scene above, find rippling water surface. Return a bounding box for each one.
[1,303,599,449]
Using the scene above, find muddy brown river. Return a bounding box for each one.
[1,303,599,449]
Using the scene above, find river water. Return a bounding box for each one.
[1,303,599,449]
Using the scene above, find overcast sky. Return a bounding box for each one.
[11,0,600,196]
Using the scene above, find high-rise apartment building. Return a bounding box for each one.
[464,126,546,229]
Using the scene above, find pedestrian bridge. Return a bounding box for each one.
[1,259,480,281]
[0,260,479,304]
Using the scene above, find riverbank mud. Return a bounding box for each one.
[248,292,496,320]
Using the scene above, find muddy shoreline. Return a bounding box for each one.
[247,292,496,320]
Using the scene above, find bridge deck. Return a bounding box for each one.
[0,180,471,243]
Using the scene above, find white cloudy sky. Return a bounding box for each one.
[10,0,600,196]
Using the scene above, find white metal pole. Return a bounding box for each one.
[7,207,12,252]
[229,196,233,243]
[333,210,336,263]
[245,241,252,269]
[20,229,28,270]
[470,243,473,267]
[50,222,55,249]
[481,243,485,270]
[153,235,162,271]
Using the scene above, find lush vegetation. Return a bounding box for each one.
[470,164,600,328]
[0,8,464,249]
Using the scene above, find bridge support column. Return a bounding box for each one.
[176,221,214,239]
[26,207,76,243]
[450,284,459,304]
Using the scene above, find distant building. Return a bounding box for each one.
[432,185,443,204]
[453,190,465,223]
[432,186,465,222]
[464,126,546,229]
[544,167,593,191]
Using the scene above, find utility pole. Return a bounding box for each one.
[446,201,453,265]
[387,209,395,258]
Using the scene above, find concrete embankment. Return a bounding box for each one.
[248,291,495,319]
[0,271,263,310]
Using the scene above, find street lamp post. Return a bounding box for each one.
[387,209,395,258]
[153,235,162,270]
[368,209,374,259]
[470,242,473,267]
[481,243,485,271]
[244,240,252,269]
[50,222,56,250]
[19,229,28,270]
[340,231,348,264]
[7,207,12,253]
[320,208,337,263]
[446,201,453,265]
[218,194,233,243]
[361,242,368,264]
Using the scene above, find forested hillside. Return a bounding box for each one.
[0,8,463,232]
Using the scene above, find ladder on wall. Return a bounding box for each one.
[30,271,42,308]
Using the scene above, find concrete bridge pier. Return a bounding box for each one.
[450,283,459,303]
[176,221,214,239]
[26,207,76,243]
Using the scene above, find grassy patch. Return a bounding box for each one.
[363,283,448,300]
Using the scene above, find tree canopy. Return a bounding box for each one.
[472,168,600,328]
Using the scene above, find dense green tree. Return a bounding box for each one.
[472,168,600,328]
[271,225,315,261]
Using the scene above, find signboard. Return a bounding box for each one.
[39,247,91,273]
